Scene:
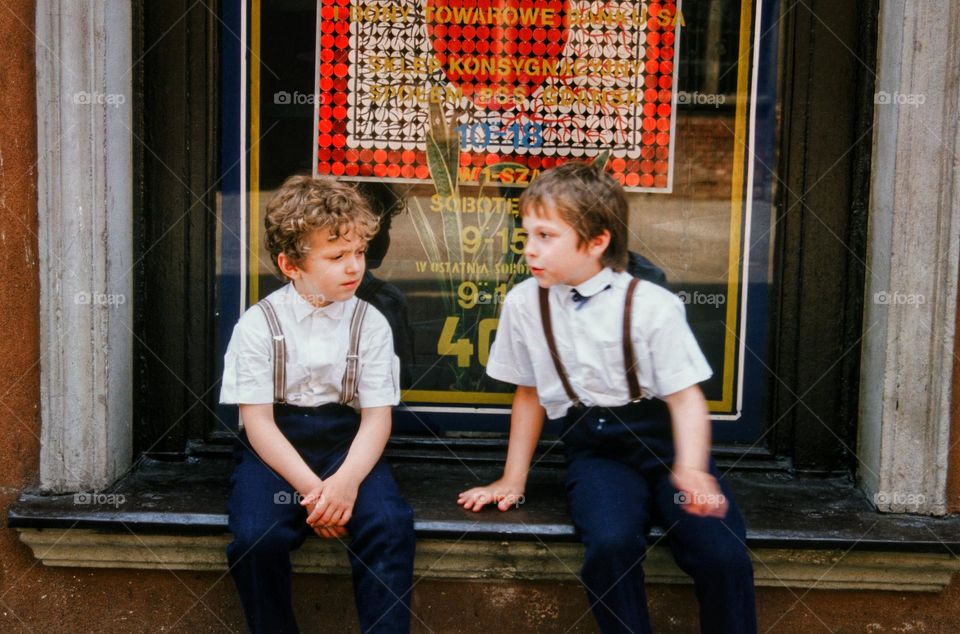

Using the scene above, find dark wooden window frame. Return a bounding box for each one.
[771,0,877,474]
[133,0,219,454]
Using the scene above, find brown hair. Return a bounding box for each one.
[519,161,629,270]
[264,175,378,278]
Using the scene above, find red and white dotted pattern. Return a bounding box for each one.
[314,0,680,191]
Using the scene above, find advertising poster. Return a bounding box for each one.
[314,0,682,192]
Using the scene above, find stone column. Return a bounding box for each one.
[36,0,133,491]
[859,0,960,514]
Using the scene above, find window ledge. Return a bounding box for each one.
[13,528,960,592]
[9,456,960,592]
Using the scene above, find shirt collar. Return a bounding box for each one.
[572,267,614,298]
[284,283,348,323]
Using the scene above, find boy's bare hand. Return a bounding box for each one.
[670,466,728,518]
[457,479,526,512]
[312,524,348,539]
[301,473,359,530]
[304,498,348,539]
[297,488,343,539]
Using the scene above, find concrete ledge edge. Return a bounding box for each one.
[16,528,960,592]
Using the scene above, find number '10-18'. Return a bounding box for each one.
[455,122,544,150]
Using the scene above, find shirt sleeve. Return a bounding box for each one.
[645,293,713,398]
[219,307,276,405]
[485,289,537,387]
[356,307,400,408]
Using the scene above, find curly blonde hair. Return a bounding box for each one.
[264,175,379,278]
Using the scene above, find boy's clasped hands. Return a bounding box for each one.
[300,472,359,539]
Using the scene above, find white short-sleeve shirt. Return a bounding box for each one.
[486,268,713,420]
[220,283,400,410]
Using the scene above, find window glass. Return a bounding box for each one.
[216,0,781,443]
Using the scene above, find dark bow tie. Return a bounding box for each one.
[570,284,611,309]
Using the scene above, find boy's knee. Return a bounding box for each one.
[715,546,753,575]
[678,540,752,578]
[356,498,414,538]
[383,500,415,539]
[229,526,296,561]
[584,526,646,564]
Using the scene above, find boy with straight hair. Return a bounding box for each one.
[459,162,757,633]
[221,175,415,633]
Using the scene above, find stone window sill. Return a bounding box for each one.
[9,455,960,592]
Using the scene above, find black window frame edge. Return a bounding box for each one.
[132,0,878,478]
[134,0,220,455]
[771,0,877,475]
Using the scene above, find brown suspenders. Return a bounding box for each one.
[538,286,581,405]
[256,297,369,405]
[538,277,643,404]
[622,277,642,400]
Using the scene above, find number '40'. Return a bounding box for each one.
[437,316,499,367]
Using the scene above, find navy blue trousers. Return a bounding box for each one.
[226,404,416,634]
[561,400,757,634]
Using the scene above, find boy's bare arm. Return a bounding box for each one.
[240,404,323,495]
[664,385,728,518]
[303,405,392,529]
[458,385,545,512]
